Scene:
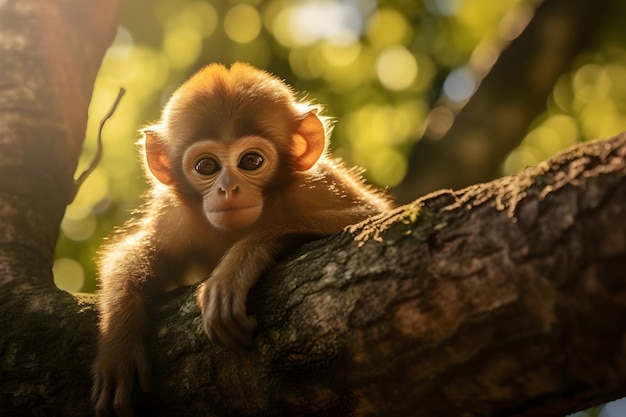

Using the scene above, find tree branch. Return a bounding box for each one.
[2,133,624,417]
[141,132,626,417]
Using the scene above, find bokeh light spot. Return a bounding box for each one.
[573,64,610,104]
[66,168,110,220]
[53,258,85,292]
[443,66,476,102]
[272,2,364,47]
[166,2,218,38]
[224,4,262,44]
[367,8,411,48]
[580,101,623,139]
[524,126,560,158]
[105,26,134,60]
[542,114,579,152]
[320,42,361,68]
[61,214,98,242]
[552,74,574,112]
[376,46,418,91]
[502,146,543,176]
[368,147,407,187]
[164,26,203,69]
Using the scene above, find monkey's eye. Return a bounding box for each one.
[238,152,264,171]
[195,157,220,176]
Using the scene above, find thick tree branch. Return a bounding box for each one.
[140,133,626,417]
[1,133,625,416]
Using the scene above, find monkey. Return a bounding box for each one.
[91,62,394,417]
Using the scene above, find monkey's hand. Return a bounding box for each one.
[197,274,258,351]
[92,336,151,417]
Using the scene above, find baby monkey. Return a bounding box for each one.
[92,62,393,417]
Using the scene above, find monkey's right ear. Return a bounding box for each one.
[143,129,174,185]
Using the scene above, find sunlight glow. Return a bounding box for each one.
[272,1,366,47]
[105,27,134,60]
[376,46,418,91]
[573,64,611,104]
[65,168,110,221]
[61,214,98,242]
[502,146,543,176]
[53,258,85,292]
[369,147,407,187]
[224,4,262,43]
[165,2,218,38]
[503,114,579,176]
[340,100,426,186]
[366,8,412,48]
[164,26,203,69]
[320,42,362,67]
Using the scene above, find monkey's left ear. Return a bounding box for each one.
[291,112,326,171]
[144,129,175,185]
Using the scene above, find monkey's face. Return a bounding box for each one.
[182,136,279,230]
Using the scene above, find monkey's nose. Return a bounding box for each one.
[219,185,239,198]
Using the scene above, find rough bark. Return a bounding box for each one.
[137,133,626,417]
[0,0,119,261]
[2,129,626,416]
[0,0,118,415]
[395,0,612,202]
[1,1,626,417]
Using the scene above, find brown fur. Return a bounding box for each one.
[92,62,394,417]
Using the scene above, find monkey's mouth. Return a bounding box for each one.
[210,205,260,213]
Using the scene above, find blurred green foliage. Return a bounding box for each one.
[54,0,626,317]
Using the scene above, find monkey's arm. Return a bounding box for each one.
[196,233,280,350]
[92,235,154,417]
[196,204,386,350]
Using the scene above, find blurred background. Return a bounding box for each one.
[54,1,626,413]
[55,0,626,289]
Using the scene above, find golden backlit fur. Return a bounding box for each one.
[92,62,393,417]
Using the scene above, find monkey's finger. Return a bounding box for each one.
[220,292,256,349]
[230,307,257,346]
[202,289,230,346]
[205,290,247,351]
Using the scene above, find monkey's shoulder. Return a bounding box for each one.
[307,157,394,211]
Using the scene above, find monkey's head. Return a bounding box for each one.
[141,62,328,231]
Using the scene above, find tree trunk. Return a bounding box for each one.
[0,0,118,415]
[1,1,626,417]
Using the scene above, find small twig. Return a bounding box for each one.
[70,87,126,202]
